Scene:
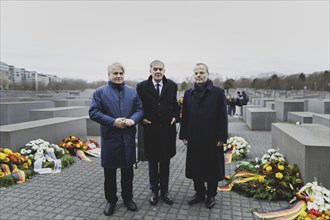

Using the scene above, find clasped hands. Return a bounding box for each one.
[114,118,135,129]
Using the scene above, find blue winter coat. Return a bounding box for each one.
[89,81,143,168]
[179,80,228,181]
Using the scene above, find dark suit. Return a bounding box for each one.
[137,75,180,194]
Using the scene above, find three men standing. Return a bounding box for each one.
[90,61,228,216]
[137,60,180,206]
[179,63,228,208]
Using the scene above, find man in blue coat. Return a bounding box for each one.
[89,62,143,216]
[179,63,228,209]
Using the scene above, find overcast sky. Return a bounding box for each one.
[1,1,329,82]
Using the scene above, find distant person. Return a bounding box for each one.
[236,91,244,116]
[89,62,143,216]
[227,96,236,116]
[137,60,180,206]
[242,91,249,105]
[179,63,228,209]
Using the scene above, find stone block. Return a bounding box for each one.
[271,123,330,189]
[287,112,314,124]
[246,108,276,130]
[0,117,87,152]
[260,98,275,107]
[266,101,275,110]
[242,105,260,122]
[30,106,89,120]
[54,99,91,107]
[0,101,54,125]
[275,100,304,122]
[307,99,330,114]
[313,114,330,127]
[80,116,100,136]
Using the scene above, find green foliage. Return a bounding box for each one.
[223,79,235,90]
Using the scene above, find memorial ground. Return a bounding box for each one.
[0,117,291,220]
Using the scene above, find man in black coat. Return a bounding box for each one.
[137,60,180,206]
[179,63,228,209]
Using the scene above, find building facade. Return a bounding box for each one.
[0,61,62,90]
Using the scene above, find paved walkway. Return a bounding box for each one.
[0,117,290,220]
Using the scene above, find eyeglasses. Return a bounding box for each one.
[153,68,163,71]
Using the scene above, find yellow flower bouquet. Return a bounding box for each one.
[219,148,303,201]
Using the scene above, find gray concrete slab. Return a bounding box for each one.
[0,101,54,125]
[287,111,314,124]
[246,108,276,130]
[265,101,275,110]
[30,106,89,120]
[0,117,87,151]
[272,123,330,189]
[275,100,304,122]
[308,99,330,114]
[313,113,330,127]
[242,105,260,122]
[54,99,91,107]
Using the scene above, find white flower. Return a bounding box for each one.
[255,165,260,168]
[307,202,319,210]
[20,149,27,154]
[255,157,259,163]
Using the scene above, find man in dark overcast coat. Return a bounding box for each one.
[179,63,228,209]
[137,60,180,206]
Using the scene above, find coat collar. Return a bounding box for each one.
[190,79,213,95]
[147,75,168,98]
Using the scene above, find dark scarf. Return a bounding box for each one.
[193,79,211,99]
[108,81,125,91]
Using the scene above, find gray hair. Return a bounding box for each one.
[195,63,209,74]
[107,62,125,75]
[150,60,165,68]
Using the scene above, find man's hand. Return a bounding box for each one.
[142,118,151,125]
[124,119,135,127]
[183,139,188,146]
[114,118,126,129]
[170,117,176,125]
[216,141,224,147]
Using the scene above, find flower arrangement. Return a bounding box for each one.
[224,136,251,162]
[219,148,303,201]
[295,179,330,220]
[260,148,285,164]
[20,139,74,170]
[59,136,102,161]
[0,148,33,187]
[84,138,101,157]
[20,139,65,161]
[59,136,87,155]
[254,179,330,219]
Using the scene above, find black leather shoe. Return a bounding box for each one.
[124,200,137,211]
[149,192,159,206]
[104,202,115,216]
[161,192,174,205]
[188,193,205,205]
[205,196,215,209]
